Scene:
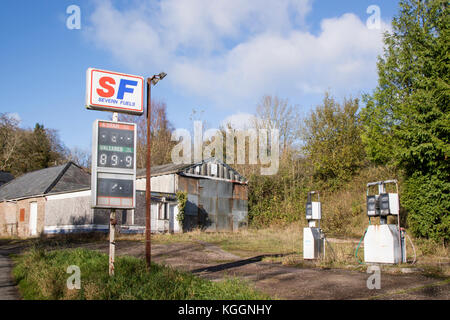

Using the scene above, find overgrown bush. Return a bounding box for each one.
[176,191,188,226]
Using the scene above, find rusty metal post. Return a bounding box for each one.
[145,78,152,270]
[144,73,166,270]
[109,209,116,276]
[109,112,119,276]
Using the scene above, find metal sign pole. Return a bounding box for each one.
[144,73,166,271]
[145,79,152,270]
[109,112,118,276]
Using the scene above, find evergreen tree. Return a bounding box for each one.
[361,0,449,242]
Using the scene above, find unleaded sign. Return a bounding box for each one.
[91,120,137,209]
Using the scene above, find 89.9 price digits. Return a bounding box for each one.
[98,152,133,168]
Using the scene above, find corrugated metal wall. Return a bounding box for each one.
[178,176,248,232]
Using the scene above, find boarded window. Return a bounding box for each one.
[158,203,168,220]
[121,210,127,225]
[19,208,25,222]
[164,204,168,220]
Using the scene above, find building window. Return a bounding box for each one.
[19,208,25,222]
[121,210,127,225]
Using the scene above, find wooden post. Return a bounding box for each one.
[109,112,119,276]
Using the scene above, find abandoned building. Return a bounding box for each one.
[135,158,249,232]
[0,158,248,238]
[0,162,94,237]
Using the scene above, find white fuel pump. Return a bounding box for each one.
[363,180,407,264]
[303,191,325,260]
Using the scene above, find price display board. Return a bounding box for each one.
[91,120,136,209]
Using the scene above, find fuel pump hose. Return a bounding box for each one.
[355,228,368,265]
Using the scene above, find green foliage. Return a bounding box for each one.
[361,0,449,241]
[302,93,366,189]
[362,0,449,171]
[176,191,188,225]
[0,113,68,176]
[402,172,449,243]
[13,248,269,300]
[247,156,311,228]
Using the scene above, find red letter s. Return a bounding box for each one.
[96,77,116,97]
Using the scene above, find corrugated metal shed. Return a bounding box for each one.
[135,158,249,232]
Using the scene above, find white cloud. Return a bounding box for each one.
[7,112,21,123]
[85,0,388,110]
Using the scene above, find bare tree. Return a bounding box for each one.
[0,113,20,172]
[66,147,91,170]
[119,100,175,168]
[255,95,301,154]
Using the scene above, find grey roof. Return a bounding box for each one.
[136,158,247,183]
[136,163,192,178]
[0,172,14,186]
[0,162,90,201]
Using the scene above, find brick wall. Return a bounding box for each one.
[0,197,46,238]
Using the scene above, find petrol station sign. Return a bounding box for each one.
[86,68,144,115]
[86,67,148,275]
[91,120,137,209]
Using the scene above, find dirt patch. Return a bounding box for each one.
[2,238,449,300]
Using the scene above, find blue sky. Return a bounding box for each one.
[0,0,399,152]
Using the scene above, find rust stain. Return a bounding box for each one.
[232,184,248,200]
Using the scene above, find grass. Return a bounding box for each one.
[152,224,303,257]
[12,247,269,300]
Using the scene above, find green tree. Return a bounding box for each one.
[361,0,449,242]
[16,124,66,174]
[302,93,366,189]
[0,116,67,176]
